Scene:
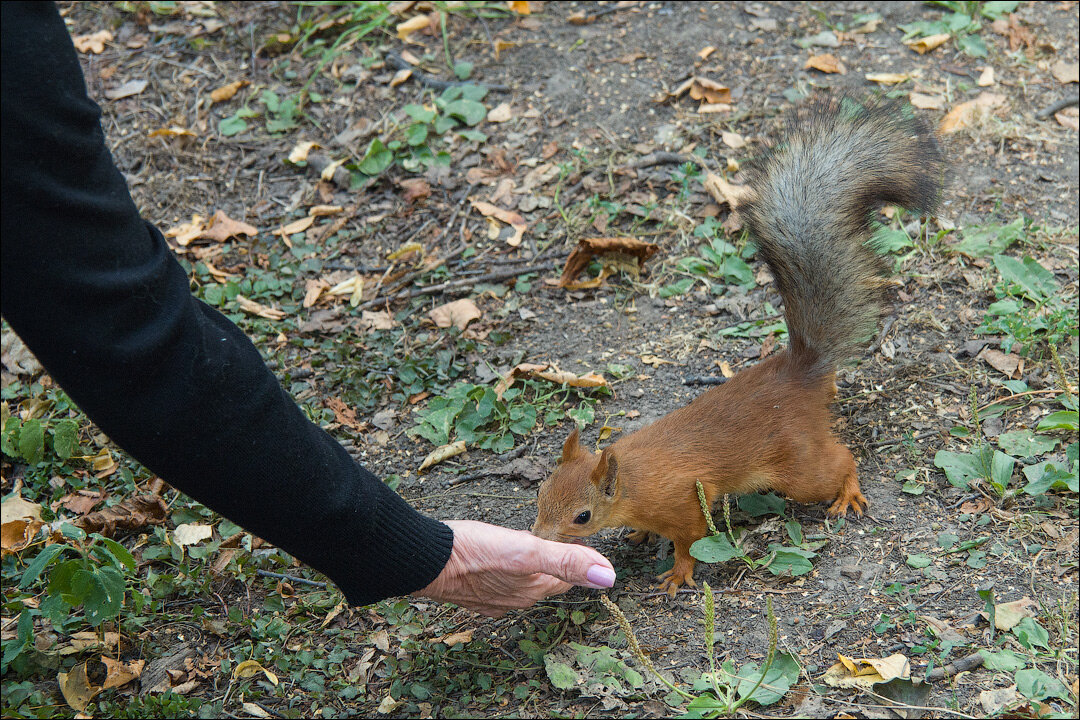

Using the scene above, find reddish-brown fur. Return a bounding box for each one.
[532,348,865,594]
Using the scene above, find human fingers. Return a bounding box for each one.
[517,535,615,589]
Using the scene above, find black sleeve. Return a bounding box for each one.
[0,1,453,606]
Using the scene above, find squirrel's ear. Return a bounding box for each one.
[561,427,583,464]
[591,448,619,498]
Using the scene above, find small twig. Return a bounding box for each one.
[867,315,897,357]
[870,430,940,448]
[682,376,728,386]
[385,53,510,92]
[625,151,713,172]
[255,569,328,589]
[1036,94,1079,119]
[922,650,985,681]
[977,387,1074,413]
[366,261,556,307]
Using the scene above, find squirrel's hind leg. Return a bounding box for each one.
[626,529,658,545]
[826,447,868,517]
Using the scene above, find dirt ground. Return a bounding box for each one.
[11,0,1080,717]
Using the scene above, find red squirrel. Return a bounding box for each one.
[532,97,945,595]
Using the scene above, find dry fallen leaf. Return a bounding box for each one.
[640,354,675,368]
[102,657,145,690]
[148,126,196,138]
[429,299,482,331]
[396,15,430,42]
[1,496,43,555]
[241,702,273,719]
[233,659,279,686]
[697,46,716,60]
[173,523,213,547]
[73,30,113,54]
[687,77,731,104]
[105,79,149,100]
[273,216,316,239]
[940,92,1007,133]
[165,211,257,246]
[398,177,432,203]
[418,440,467,473]
[703,172,755,209]
[59,662,101,712]
[487,102,513,123]
[559,236,659,288]
[209,79,249,104]
[75,494,168,536]
[823,653,910,689]
[865,72,911,85]
[389,67,412,87]
[805,53,846,74]
[993,597,1038,631]
[288,140,320,164]
[235,295,287,321]
[977,66,996,87]
[905,32,951,54]
[360,310,394,331]
[507,1,531,14]
[721,131,746,149]
[1051,60,1079,85]
[430,629,474,645]
[909,92,946,110]
[309,204,343,217]
[494,363,609,399]
[470,200,527,246]
[56,489,106,516]
[977,347,1022,378]
[1055,107,1079,131]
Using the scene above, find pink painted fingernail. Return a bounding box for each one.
[586,565,616,588]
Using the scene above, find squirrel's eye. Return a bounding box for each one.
[574,510,591,525]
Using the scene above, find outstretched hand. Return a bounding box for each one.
[413,520,616,617]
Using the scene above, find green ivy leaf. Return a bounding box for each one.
[996,430,1058,457]
[1036,410,1078,432]
[737,493,786,517]
[442,99,487,126]
[979,648,1026,672]
[690,534,743,563]
[766,546,816,576]
[1015,668,1070,701]
[17,418,44,464]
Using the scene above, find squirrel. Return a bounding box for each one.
[531,97,945,596]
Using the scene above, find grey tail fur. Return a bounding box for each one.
[744,96,944,377]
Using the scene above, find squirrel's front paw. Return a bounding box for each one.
[626,529,657,546]
[656,566,696,598]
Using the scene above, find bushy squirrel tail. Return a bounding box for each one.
[744,96,944,376]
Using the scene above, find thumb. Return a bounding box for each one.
[525,535,616,589]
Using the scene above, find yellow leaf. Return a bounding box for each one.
[235,295,286,321]
[288,141,320,164]
[697,46,716,60]
[209,79,248,104]
[273,216,316,238]
[389,68,413,87]
[1,496,43,555]
[387,242,423,260]
[805,53,846,74]
[101,657,145,690]
[506,1,531,14]
[233,659,279,686]
[469,200,527,246]
[58,663,102,712]
[977,66,995,87]
[823,653,910,689]
[309,204,343,217]
[148,126,196,138]
[865,72,911,85]
[905,32,951,54]
[396,15,429,42]
[72,30,113,54]
[418,440,467,473]
[320,158,347,182]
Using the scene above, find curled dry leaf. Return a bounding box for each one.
[823,653,910,689]
[273,215,316,238]
[389,68,413,87]
[993,597,1038,631]
[805,53,846,74]
[242,703,273,719]
[977,66,996,87]
[235,295,287,320]
[559,236,659,288]
[173,522,213,547]
[418,440,468,473]
[1,496,43,555]
[165,210,257,246]
[721,131,746,149]
[209,79,249,104]
[75,493,168,536]
[326,275,365,307]
[865,72,911,85]
[398,177,432,203]
[697,45,716,60]
[470,200,527,246]
[430,629,475,645]
[233,659,279,686]
[977,347,1023,379]
[1051,60,1079,85]
[396,15,430,42]
[1055,107,1079,131]
[494,362,609,399]
[59,662,101,712]
[148,126,196,138]
[507,0,531,14]
[429,298,482,331]
[73,30,113,54]
[309,204,344,217]
[102,657,145,690]
[105,79,148,100]
[703,172,755,209]
[685,77,731,104]
[905,32,951,54]
[360,310,394,331]
[288,141,320,164]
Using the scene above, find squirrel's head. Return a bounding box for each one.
[532,427,622,543]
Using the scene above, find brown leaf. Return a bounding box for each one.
[703,172,755,209]
[326,397,367,433]
[396,14,430,41]
[288,141,320,164]
[1054,107,1079,131]
[1,496,43,555]
[273,216,315,239]
[360,310,394,332]
[59,662,102,712]
[487,102,513,123]
[905,33,951,54]
[823,653,910,689]
[909,92,946,110]
[805,54,846,74]
[687,77,731,104]
[72,30,113,54]
[74,494,169,537]
[102,657,145,690]
[429,299,482,331]
[303,279,330,308]
[430,629,474,645]
[1051,60,1079,85]
[57,490,106,516]
[418,441,467,473]
[398,178,432,203]
[309,204,343,217]
[209,79,249,104]
[976,66,996,87]
[865,72,911,85]
[469,200,527,246]
[559,236,659,287]
[389,68,412,87]
[235,295,286,320]
[494,362,609,399]
[939,92,1007,133]
[994,597,1037,631]
[977,347,1022,378]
